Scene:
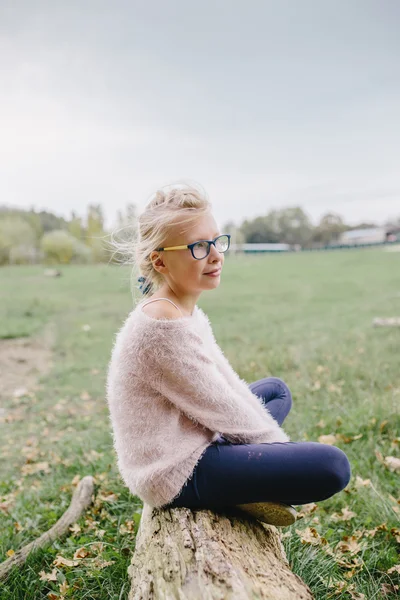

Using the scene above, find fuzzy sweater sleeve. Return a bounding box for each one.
[144,322,290,444]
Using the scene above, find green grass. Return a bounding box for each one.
[0,250,399,599]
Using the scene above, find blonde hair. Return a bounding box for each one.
[109,180,212,303]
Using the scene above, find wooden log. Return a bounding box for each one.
[128,503,313,600]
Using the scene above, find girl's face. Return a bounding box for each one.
[153,212,225,293]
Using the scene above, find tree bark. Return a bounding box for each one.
[128,504,313,600]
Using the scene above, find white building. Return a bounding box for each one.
[234,243,291,253]
[338,227,387,246]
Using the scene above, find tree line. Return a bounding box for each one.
[0,203,398,265]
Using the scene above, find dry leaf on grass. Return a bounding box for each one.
[383,456,400,472]
[390,527,400,543]
[53,555,81,567]
[20,461,51,476]
[297,502,318,518]
[355,476,371,488]
[387,564,400,575]
[39,568,58,581]
[318,434,338,445]
[375,451,400,472]
[363,523,388,538]
[295,526,327,546]
[331,506,357,521]
[335,535,365,555]
[327,580,365,599]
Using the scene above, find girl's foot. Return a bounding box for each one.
[235,501,297,527]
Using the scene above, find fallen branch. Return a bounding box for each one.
[0,475,95,580]
[128,503,313,599]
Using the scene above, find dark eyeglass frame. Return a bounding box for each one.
[156,234,231,260]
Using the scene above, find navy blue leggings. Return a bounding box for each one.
[165,377,351,509]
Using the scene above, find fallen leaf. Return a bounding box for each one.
[331,506,357,521]
[73,547,89,559]
[39,568,58,581]
[355,476,371,488]
[387,564,400,574]
[296,526,327,546]
[335,535,364,555]
[21,461,51,476]
[69,523,81,536]
[381,582,400,596]
[364,523,388,538]
[53,555,81,567]
[383,456,400,472]
[390,527,400,543]
[318,434,337,445]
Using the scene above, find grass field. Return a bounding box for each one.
[0,248,399,599]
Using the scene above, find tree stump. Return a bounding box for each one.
[128,504,313,599]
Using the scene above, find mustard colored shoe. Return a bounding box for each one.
[235,501,297,527]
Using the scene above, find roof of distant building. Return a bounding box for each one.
[341,227,385,240]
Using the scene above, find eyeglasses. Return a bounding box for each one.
[156,234,231,260]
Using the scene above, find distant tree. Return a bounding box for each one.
[240,215,280,243]
[68,211,84,240]
[36,210,68,233]
[0,216,37,265]
[221,220,245,247]
[276,207,313,246]
[312,213,347,246]
[85,204,107,262]
[240,207,313,247]
[40,230,92,264]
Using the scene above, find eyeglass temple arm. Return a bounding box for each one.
[158,235,230,252]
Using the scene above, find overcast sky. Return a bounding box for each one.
[1,0,399,230]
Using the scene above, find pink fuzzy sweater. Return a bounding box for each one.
[106,300,290,508]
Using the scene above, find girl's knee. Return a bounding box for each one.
[268,377,292,404]
[325,446,352,493]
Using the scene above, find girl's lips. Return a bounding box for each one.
[204,269,221,277]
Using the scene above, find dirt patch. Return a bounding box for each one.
[0,325,55,403]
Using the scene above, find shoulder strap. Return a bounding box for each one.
[140,297,183,317]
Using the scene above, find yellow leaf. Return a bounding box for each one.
[318,434,337,445]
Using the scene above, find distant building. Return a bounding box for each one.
[234,243,291,253]
[337,227,387,246]
[386,225,400,242]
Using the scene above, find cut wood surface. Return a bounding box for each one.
[128,503,314,600]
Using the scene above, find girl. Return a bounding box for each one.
[106,182,351,527]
